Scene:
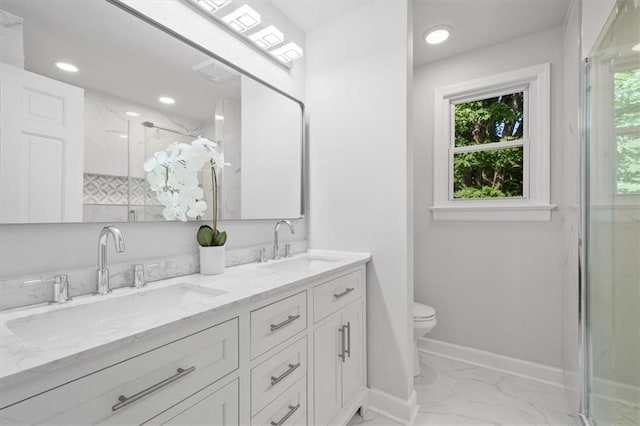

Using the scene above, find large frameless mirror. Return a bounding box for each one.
[0,0,303,224]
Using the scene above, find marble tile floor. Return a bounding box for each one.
[349,351,580,426]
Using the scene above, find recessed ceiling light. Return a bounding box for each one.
[55,62,78,72]
[632,43,640,52]
[126,111,140,117]
[271,42,304,63]
[215,114,225,120]
[248,25,284,49]
[119,134,128,139]
[158,96,176,105]
[222,4,260,33]
[423,25,452,45]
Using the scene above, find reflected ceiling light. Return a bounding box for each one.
[215,114,225,120]
[632,42,640,52]
[271,42,303,63]
[126,111,140,117]
[55,61,78,72]
[119,134,128,139]
[222,4,260,33]
[158,96,176,104]
[248,25,284,49]
[194,0,231,13]
[423,25,452,45]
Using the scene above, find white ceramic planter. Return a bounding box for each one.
[199,245,225,275]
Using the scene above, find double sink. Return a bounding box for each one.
[1,252,343,379]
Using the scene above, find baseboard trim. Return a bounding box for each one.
[368,387,419,425]
[592,377,640,407]
[418,337,564,387]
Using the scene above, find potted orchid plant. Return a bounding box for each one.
[144,137,228,275]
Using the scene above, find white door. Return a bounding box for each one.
[158,380,239,426]
[313,311,343,426]
[0,63,84,223]
[341,299,365,405]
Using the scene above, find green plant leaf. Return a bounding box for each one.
[197,225,214,246]
[212,230,227,246]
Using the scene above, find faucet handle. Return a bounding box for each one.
[258,247,267,263]
[132,264,146,289]
[52,275,72,304]
[285,244,292,258]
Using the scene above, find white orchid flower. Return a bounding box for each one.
[145,136,230,222]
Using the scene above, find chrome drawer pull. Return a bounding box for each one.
[270,314,300,332]
[345,322,351,358]
[112,366,196,411]
[270,403,301,426]
[338,326,346,362]
[271,362,301,386]
[333,288,354,299]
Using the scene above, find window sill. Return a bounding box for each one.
[430,204,556,222]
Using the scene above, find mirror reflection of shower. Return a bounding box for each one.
[141,121,197,139]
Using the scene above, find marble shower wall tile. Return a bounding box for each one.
[0,240,307,311]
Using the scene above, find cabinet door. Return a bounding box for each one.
[0,63,84,223]
[157,379,238,426]
[313,312,342,425]
[341,299,365,405]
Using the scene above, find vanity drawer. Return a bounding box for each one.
[251,336,307,416]
[313,270,362,322]
[145,378,239,426]
[0,318,239,426]
[252,375,307,426]
[251,291,307,359]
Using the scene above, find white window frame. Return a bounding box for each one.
[431,63,555,222]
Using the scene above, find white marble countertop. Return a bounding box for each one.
[0,250,370,389]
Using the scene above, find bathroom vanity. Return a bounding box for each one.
[0,251,370,425]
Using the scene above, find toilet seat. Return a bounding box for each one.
[413,303,436,320]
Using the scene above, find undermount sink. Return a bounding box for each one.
[5,284,226,350]
[260,255,340,272]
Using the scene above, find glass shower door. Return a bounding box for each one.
[586,1,640,424]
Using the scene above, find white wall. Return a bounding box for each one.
[306,0,415,407]
[414,26,571,368]
[0,1,306,279]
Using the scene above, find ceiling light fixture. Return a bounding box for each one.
[270,42,303,63]
[55,62,78,72]
[222,4,260,33]
[423,25,452,45]
[632,42,640,52]
[194,0,231,13]
[119,134,128,139]
[249,25,284,49]
[126,111,140,117]
[215,114,225,120]
[158,96,176,105]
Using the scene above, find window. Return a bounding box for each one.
[432,63,554,221]
[614,67,640,195]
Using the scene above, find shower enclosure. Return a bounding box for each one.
[582,0,640,424]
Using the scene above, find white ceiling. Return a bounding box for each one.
[1,0,240,122]
[270,0,371,32]
[413,0,572,66]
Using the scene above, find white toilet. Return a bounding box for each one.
[413,302,437,376]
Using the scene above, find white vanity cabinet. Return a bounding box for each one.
[313,271,366,426]
[0,258,369,426]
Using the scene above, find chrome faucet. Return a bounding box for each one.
[97,225,125,295]
[273,220,295,260]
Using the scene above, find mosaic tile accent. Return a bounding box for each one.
[83,173,128,205]
[83,173,159,206]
